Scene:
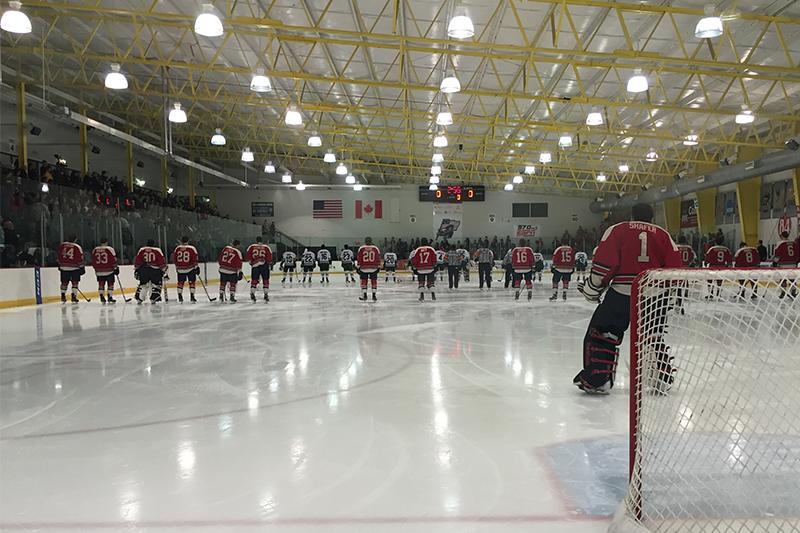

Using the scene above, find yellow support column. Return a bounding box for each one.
[126,139,134,192]
[736,146,762,246]
[16,81,28,171]
[694,162,718,236]
[161,157,169,197]
[663,197,681,236]
[79,117,89,176]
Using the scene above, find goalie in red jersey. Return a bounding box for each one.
[133,240,167,304]
[574,204,682,395]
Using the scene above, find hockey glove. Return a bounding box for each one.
[578,277,605,304]
[133,269,140,280]
[79,266,86,276]
[194,266,201,276]
[238,271,244,281]
[114,266,120,275]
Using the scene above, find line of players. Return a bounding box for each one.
[53,234,592,305]
[675,231,799,299]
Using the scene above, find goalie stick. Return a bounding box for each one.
[114,275,133,303]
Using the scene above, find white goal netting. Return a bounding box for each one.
[611,268,800,533]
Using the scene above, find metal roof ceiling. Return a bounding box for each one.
[3,0,800,195]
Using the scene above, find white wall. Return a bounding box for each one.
[207,185,603,242]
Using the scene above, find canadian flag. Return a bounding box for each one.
[355,200,382,219]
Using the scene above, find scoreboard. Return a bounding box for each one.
[419,185,485,203]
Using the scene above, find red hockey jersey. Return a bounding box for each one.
[410,246,437,274]
[773,240,798,267]
[218,245,243,274]
[356,245,381,272]
[57,242,84,270]
[552,245,575,273]
[705,245,733,267]
[591,221,682,295]
[134,246,167,269]
[246,243,273,267]
[511,246,535,272]
[90,245,117,276]
[677,245,696,267]
[734,246,760,268]
[172,244,199,273]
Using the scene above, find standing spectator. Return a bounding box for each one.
[757,240,768,262]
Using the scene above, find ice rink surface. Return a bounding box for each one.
[1,274,631,532]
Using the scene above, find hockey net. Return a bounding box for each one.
[611,268,800,533]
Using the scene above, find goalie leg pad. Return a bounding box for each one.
[577,327,623,390]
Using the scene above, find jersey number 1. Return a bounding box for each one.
[637,232,650,263]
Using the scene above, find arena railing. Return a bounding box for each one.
[1,176,261,268]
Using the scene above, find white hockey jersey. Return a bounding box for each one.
[301,250,316,267]
[282,251,297,265]
[383,252,398,267]
[340,249,355,263]
[317,249,332,264]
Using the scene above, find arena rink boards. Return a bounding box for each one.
[3,276,638,532]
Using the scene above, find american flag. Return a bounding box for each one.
[313,199,343,219]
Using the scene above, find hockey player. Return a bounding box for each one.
[218,240,243,303]
[574,203,682,395]
[510,238,535,301]
[410,238,438,301]
[340,245,355,285]
[773,231,798,299]
[676,235,697,267]
[90,238,118,304]
[734,241,760,299]
[436,246,447,282]
[704,236,732,299]
[456,246,470,282]
[317,245,332,284]
[301,248,316,284]
[281,249,297,284]
[550,240,575,301]
[533,251,544,282]
[575,251,589,282]
[356,237,381,301]
[246,237,273,302]
[173,236,200,303]
[474,241,494,289]
[133,240,167,304]
[502,248,514,288]
[383,251,398,283]
[446,244,461,290]
[57,235,84,304]
[674,235,697,312]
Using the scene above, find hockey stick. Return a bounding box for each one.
[197,276,217,302]
[115,275,133,303]
[76,288,92,302]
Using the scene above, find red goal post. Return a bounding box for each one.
[612,267,800,533]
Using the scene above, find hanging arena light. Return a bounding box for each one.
[1,1,32,34]
[440,74,461,94]
[323,151,336,163]
[104,63,128,90]
[436,111,453,126]
[210,128,226,146]
[194,4,223,37]
[241,147,254,162]
[168,103,187,123]
[264,161,276,173]
[695,5,723,39]
[250,68,272,92]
